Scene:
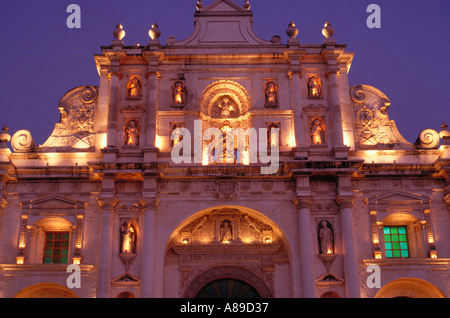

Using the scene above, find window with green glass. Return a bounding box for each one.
[383,226,409,258]
[43,232,70,264]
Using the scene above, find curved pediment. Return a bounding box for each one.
[350,85,415,150]
[166,0,275,47]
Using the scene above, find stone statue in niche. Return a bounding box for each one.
[264,81,278,107]
[170,123,184,148]
[307,76,322,98]
[267,124,279,148]
[124,119,140,146]
[220,220,233,244]
[120,220,137,254]
[172,81,186,106]
[310,118,325,145]
[318,220,334,255]
[127,77,142,100]
[216,96,238,118]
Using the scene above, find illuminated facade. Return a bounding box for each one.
[0,0,449,298]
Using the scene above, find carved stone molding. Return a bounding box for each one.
[214,179,237,199]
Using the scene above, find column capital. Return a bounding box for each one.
[336,196,354,209]
[97,197,118,211]
[139,197,160,211]
[293,196,313,210]
[0,197,7,215]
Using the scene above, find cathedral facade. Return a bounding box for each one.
[0,0,449,298]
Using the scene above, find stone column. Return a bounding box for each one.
[96,197,117,298]
[142,52,162,162]
[294,196,316,298]
[139,197,159,298]
[337,196,360,298]
[322,48,350,159]
[287,51,309,160]
[106,70,120,148]
[327,67,344,147]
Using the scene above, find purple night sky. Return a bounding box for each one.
[1,0,449,147]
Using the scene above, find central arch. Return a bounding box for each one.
[14,283,79,298]
[200,80,251,118]
[163,205,292,298]
[183,266,271,298]
[375,278,446,298]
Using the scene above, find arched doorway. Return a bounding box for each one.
[375,278,446,298]
[14,283,79,298]
[184,266,272,298]
[197,279,260,298]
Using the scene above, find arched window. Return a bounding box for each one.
[29,217,74,264]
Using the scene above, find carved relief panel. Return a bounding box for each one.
[350,85,411,150]
[172,209,277,246]
[166,208,289,297]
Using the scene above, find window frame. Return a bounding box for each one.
[43,231,71,264]
[383,225,410,258]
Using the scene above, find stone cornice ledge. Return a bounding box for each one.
[0,264,94,272]
[363,258,450,270]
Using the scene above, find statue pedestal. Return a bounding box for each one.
[119,253,136,272]
[317,253,337,273]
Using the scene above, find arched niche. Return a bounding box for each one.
[200,80,251,118]
[375,278,446,298]
[164,205,291,298]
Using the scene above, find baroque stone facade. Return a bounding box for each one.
[0,0,449,298]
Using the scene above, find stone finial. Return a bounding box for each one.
[149,22,161,41]
[440,122,450,145]
[113,23,126,41]
[196,0,203,11]
[243,0,251,11]
[322,21,334,39]
[0,125,11,149]
[286,21,299,39]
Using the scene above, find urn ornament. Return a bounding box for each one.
[113,23,125,41]
[149,23,161,41]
